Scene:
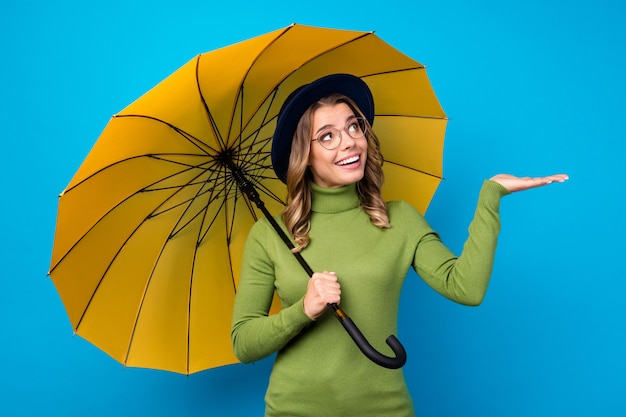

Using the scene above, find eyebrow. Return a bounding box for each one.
[313,115,358,135]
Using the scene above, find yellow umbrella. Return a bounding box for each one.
[48,23,447,375]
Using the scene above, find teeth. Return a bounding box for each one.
[336,156,359,166]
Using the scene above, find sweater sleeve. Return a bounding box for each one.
[230,219,314,363]
[412,180,510,305]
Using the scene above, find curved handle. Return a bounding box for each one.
[329,304,407,369]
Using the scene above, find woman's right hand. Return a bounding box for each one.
[303,271,341,320]
[489,173,569,192]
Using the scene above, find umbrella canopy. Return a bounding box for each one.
[48,23,447,375]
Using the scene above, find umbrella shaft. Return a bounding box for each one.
[329,303,347,320]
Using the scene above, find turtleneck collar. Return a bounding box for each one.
[310,182,361,214]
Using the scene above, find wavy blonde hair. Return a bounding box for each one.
[282,94,390,251]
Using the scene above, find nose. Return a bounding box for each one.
[341,131,356,150]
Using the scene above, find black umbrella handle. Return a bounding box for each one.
[329,303,407,369]
[226,159,407,369]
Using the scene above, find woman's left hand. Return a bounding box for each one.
[490,173,569,193]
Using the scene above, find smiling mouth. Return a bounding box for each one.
[336,155,360,166]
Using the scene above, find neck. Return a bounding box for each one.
[310,182,360,214]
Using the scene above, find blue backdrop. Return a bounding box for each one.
[2,0,624,416]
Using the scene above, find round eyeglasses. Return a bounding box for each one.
[311,117,367,150]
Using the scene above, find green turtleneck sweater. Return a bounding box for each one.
[231,180,509,417]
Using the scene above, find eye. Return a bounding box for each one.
[347,118,364,136]
[347,122,359,135]
[318,130,336,143]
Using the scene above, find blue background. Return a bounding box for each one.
[2,0,624,416]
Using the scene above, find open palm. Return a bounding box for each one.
[490,173,569,193]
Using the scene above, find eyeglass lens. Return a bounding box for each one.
[315,117,365,149]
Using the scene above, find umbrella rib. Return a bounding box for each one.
[250,177,286,206]
[61,153,200,196]
[115,114,220,154]
[222,177,246,293]
[237,120,274,152]
[360,66,425,79]
[377,113,447,121]
[162,190,223,235]
[384,160,443,180]
[122,217,182,369]
[194,56,230,153]
[148,153,214,170]
[184,193,218,375]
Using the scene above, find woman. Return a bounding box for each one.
[231,74,567,416]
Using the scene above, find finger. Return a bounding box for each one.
[531,175,568,187]
[325,271,338,282]
[323,284,341,296]
[311,274,340,293]
[544,174,569,183]
[322,285,341,304]
[315,271,338,283]
[320,279,341,295]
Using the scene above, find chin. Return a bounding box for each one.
[342,171,366,185]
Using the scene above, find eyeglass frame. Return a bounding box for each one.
[310,116,367,150]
